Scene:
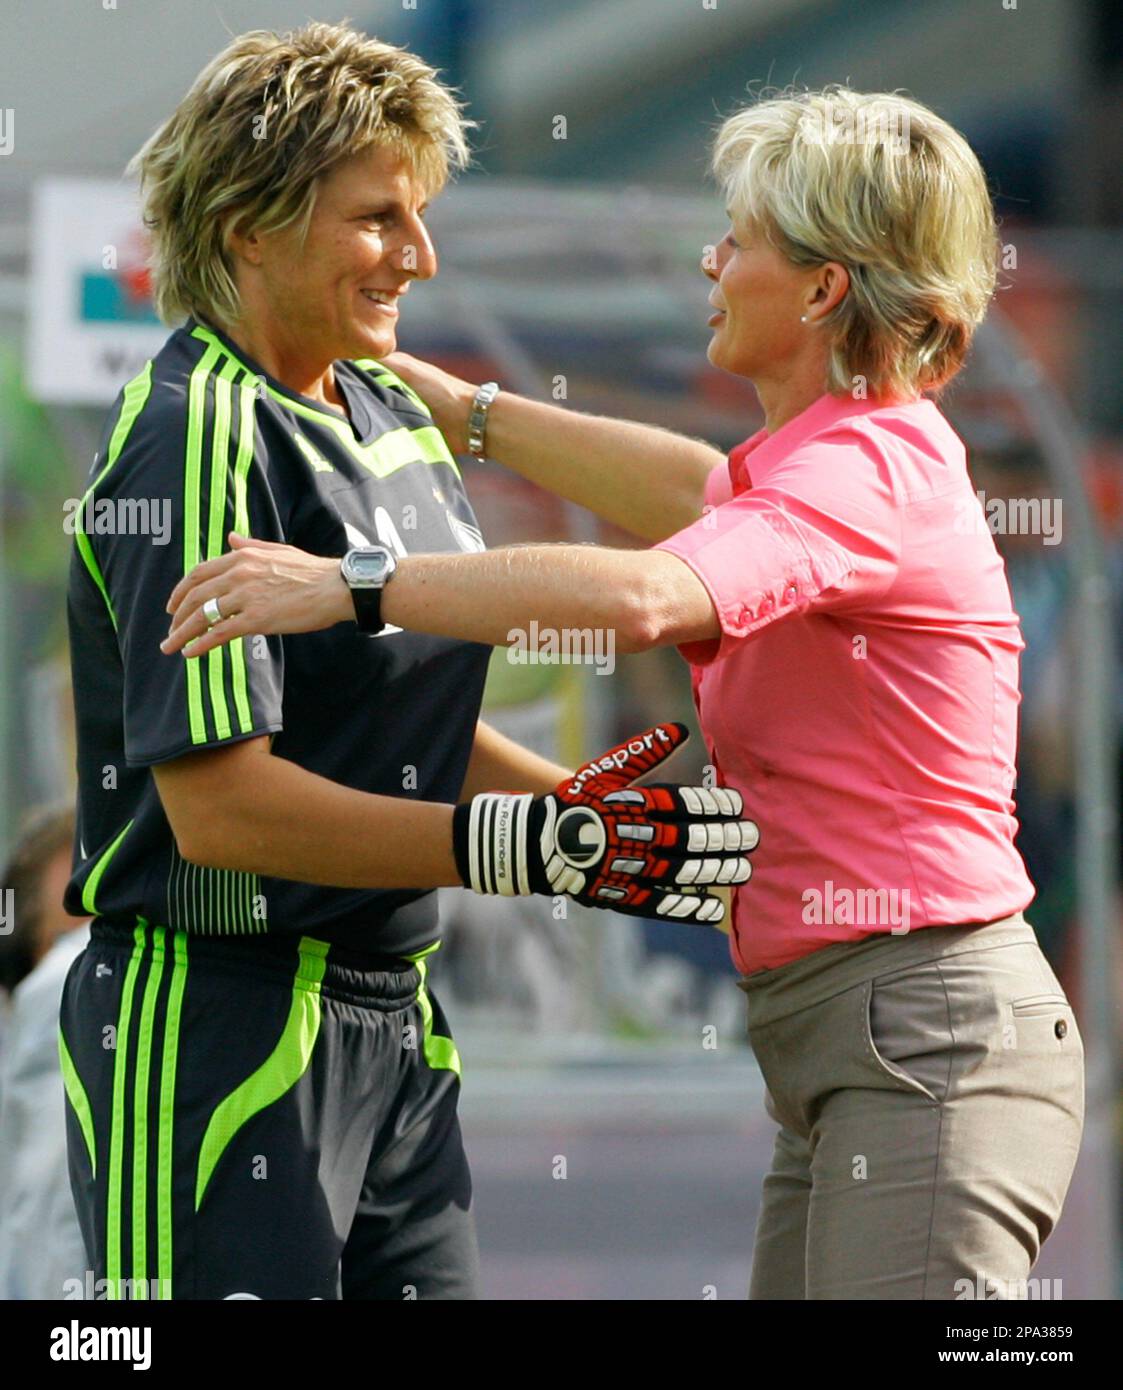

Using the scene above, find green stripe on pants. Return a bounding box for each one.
[130,925,166,1299]
[106,924,147,1300]
[194,937,328,1211]
[59,1029,96,1177]
[405,943,461,1078]
[155,930,188,1299]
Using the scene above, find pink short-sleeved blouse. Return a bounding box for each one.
[654,391,1035,974]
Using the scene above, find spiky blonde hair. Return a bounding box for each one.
[127,20,472,327]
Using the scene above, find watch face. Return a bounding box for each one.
[347,549,393,585]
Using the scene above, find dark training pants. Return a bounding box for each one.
[59,920,478,1300]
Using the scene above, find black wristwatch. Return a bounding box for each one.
[340,545,398,634]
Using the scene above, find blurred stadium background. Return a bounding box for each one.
[0,0,1119,1298]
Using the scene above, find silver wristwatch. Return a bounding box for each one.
[340,545,397,634]
[467,381,500,457]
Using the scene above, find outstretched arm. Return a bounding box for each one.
[384,353,723,543]
[160,533,720,660]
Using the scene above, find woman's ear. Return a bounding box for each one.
[812,261,850,315]
[223,211,263,267]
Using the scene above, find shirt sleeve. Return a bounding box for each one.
[654,437,902,665]
[83,377,287,766]
[702,457,734,511]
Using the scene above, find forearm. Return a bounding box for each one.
[380,545,702,652]
[156,746,459,887]
[461,719,571,799]
[162,533,721,660]
[483,392,722,542]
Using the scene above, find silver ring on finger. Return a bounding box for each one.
[202,596,225,629]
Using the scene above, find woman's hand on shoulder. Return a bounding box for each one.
[383,352,478,455]
[159,532,351,660]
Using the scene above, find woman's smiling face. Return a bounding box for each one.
[244,142,438,366]
[702,215,818,382]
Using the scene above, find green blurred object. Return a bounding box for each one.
[481,643,565,707]
[0,341,73,590]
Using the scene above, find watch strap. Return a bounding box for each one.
[350,582,384,634]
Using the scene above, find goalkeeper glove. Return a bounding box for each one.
[452,722,757,924]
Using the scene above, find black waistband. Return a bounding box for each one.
[89,918,431,1007]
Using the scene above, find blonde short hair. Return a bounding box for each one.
[712,87,999,398]
[127,21,472,327]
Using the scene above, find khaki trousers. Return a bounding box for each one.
[739,914,1085,1299]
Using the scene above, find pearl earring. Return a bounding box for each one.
[800,315,809,323]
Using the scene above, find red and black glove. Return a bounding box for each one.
[452,723,758,924]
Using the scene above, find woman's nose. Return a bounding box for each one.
[700,240,724,281]
[400,220,437,280]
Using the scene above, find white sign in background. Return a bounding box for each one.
[27,178,169,405]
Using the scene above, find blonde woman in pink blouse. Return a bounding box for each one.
[163,87,1084,1299]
